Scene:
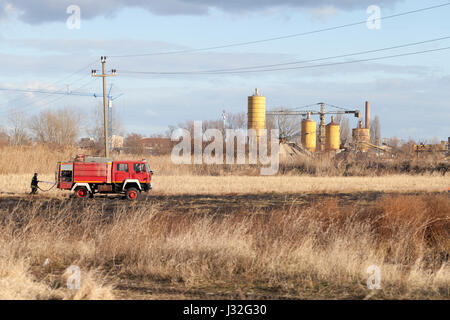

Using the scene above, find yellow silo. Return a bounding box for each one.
[247,88,266,138]
[325,116,340,151]
[352,121,370,151]
[301,112,316,153]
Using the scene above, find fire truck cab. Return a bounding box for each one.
[56,155,153,200]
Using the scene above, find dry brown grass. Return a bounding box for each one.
[0,145,79,175]
[1,145,447,177]
[0,241,114,300]
[152,175,449,195]
[0,195,448,299]
[1,174,448,196]
[1,145,448,299]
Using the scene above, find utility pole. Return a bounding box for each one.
[92,56,116,158]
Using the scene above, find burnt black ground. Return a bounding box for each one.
[0,191,447,215]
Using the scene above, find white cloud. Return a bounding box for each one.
[309,5,339,20]
[0,1,18,22]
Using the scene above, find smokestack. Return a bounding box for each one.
[365,101,371,130]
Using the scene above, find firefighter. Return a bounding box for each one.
[30,173,39,195]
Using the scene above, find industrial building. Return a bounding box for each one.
[246,89,383,156]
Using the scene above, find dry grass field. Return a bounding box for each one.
[1,145,448,177]
[0,145,448,300]
[0,194,448,299]
[1,174,449,196]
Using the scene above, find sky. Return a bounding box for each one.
[0,0,449,141]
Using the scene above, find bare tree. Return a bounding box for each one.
[29,108,80,146]
[173,110,301,141]
[203,119,222,131]
[124,133,144,154]
[386,137,400,148]
[87,101,124,150]
[176,120,195,137]
[165,125,177,138]
[370,116,381,144]
[87,102,102,141]
[266,110,301,139]
[176,119,223,137]
[266,114,276,132]
[336,114,351,144]
[174,111,246,134]
[7,110,30,146]
[227,112,246,130]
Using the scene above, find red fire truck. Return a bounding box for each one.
[56,155,152,200]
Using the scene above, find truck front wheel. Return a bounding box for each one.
[125,187,140,200]
[74,186,89,199]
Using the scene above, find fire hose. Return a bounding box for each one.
[37,180,57,192]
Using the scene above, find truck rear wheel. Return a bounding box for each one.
[125,187,140,200]
[74,186,89,199]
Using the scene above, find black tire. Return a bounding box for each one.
[125,187,140,201]
[74,186,89,199]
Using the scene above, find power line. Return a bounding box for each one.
[271,102,357,113]
[109,2,450,58]
[0,79,95,116]
[217,46,450,74]
[0,86,100,97]
[0,59,97,108]
[323,103,351,111]
[119,46,450,76]
[44,80,96,108]
[0,74,92,115]
[291,103,319,111]
[120,36,450,74]
[0,78,97,116]
[42,59,98,88]
[171,36,450,73]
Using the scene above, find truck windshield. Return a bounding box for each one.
[145,162,150,173]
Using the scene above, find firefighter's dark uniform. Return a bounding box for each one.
[30,174,38,194]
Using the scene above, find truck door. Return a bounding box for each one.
[58,162,73,190]
[132,163,148,184]
[113,162,130,183]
